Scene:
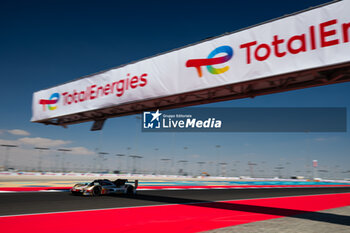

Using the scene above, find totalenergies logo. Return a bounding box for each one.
[39,93,60,111]
[186,46,233,77]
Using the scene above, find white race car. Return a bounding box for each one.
[71,179,138,196]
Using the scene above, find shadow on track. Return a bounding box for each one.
[112,193,350,226]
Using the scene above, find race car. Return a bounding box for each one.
[70,179,138,196]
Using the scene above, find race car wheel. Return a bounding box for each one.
[127,186,135,196]
[92,186,102,196]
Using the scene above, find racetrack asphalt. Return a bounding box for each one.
[1,187,350,216]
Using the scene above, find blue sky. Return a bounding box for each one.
[0,0,349,177]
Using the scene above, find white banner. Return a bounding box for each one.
[32,0,350,122]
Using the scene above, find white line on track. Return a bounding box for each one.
[38,190,66,192]
[0,190,69,193]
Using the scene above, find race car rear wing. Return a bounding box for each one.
[115,179,138,189]
[127,180,138,189]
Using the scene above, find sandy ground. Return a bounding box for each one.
[204,206,350,233]
[0,174,245,187]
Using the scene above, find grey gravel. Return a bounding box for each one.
[203,206,350,233]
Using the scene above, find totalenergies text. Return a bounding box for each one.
[240,19,350,64]
[61,73,147,105]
